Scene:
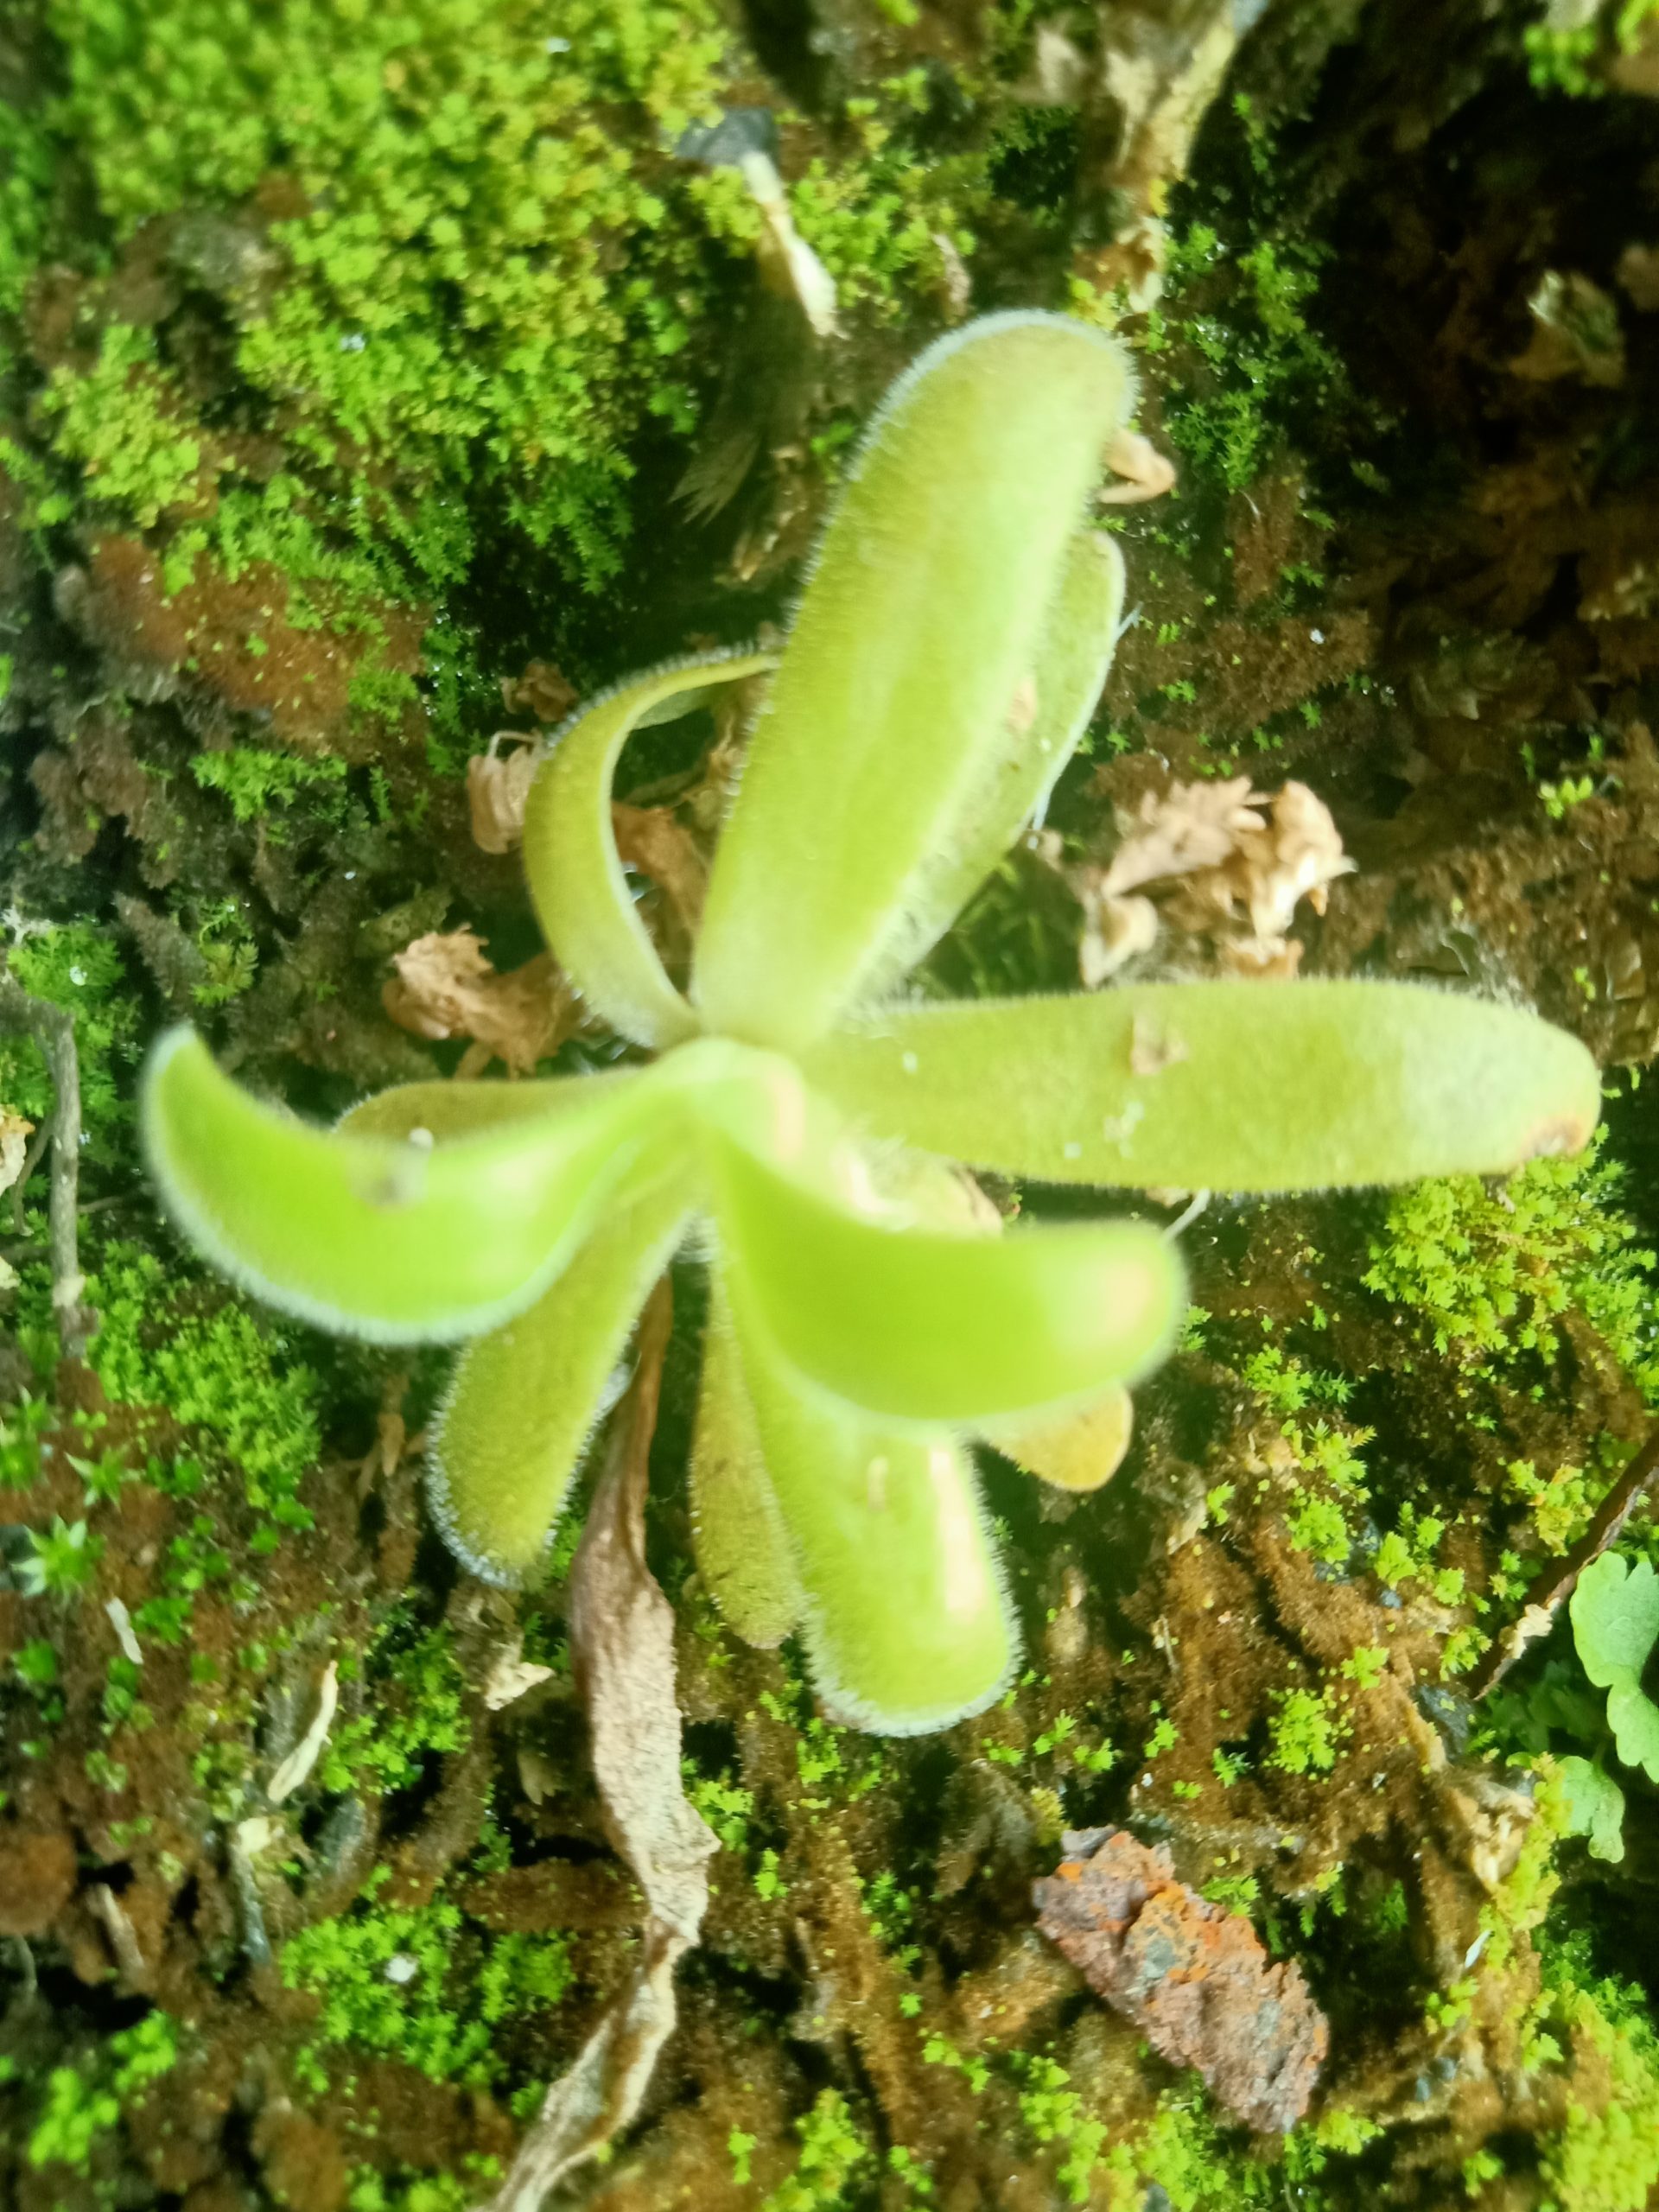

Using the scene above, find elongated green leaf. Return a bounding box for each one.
[722,1272,1015,1732]
[695,315,1135,1052]
[142,1028,661,1342]
[802,982,1601,1192]
[855,529,1126,1005]
[523,653,774,1048]
[429,1166,697,1584]
[689,1273,804,1649]
[710,1131,1182,1423]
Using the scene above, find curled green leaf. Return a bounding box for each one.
[143,1027,660,1343]
[523,653,774,1049]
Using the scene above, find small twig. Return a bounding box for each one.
[1470,1426,1659,1700]
[89,1882,152,1992]
[0,965,96,1357]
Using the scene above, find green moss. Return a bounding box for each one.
[25,2010,180,2173]
[1526,1,1659,95]
[319,1612,470,1795]
[283,1877,572,2089]
[189,746,348,825]
[85,1238,323,1522]
[1011,2053,1105,2207]
[41,323,209,528]
[1362,1142,1659,1396]
[29,0,734,591]
[1267,1685,1348,1777]
[346,2165,501,2212]
[1537,1939,1659,2212]
[760,2088,873,2212]
[1148,225,1341,498]
[0,924,143,1168]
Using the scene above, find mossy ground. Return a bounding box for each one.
[5,3,1659,2209]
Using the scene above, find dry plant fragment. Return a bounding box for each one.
[1078,777,1353,983]
[1033,1826,1328,2134]
[1099,429,1178,506]
[468,735,541,855]
[383,928,575,1077]
[501,660,580,726]
[483,1283,718,2212]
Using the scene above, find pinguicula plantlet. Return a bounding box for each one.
[142,314,1599,1736]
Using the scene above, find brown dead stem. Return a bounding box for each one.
[480,1281,718,2212]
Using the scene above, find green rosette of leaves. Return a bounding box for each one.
[143,314,1600,1736]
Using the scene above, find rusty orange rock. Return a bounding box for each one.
[1033,1826,1327,2134]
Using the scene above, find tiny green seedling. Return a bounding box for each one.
[143,315,1599,1735]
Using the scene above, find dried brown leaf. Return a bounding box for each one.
[500,660,580,725]
[383,929,575,1077]
[482,1283,718,2212]
[467,734,540,855]
[611,803,709,938]
[0,1108,32,1198]
[1033,1827,1327,2133]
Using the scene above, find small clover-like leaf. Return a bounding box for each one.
[1570,1551,1659,1783]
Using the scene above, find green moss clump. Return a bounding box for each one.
[1536,1939,1659,2212]
[23,2011,181,2175]
[1144,214,1342,498]
[189,747,348,825]
[319,1612,470,1794]
[85,1239,323,1522]
[0,924,143,1167]
[759,2089,873,2212]
[283,1878,572,2090]
[35,0,732,594]
[1362,1141,1659,1396]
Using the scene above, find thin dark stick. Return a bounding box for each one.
[0,966,96,1360]
[1469,1425,1659,1700]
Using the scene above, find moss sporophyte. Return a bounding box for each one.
[141,315,1599,1737]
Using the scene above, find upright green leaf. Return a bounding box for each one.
[142,1028,660,1341]
[695,314,1135,1052]
[722,1274,1015,1732]
[709,1129,1182,1422]
[523,653,774,1049]
[855,529,1126,1005]
[429,1166,697,1583]
[803,982,1601,1192]
[688,1272,804,1649]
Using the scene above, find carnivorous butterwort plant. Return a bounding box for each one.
[143,314,1599,1734]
